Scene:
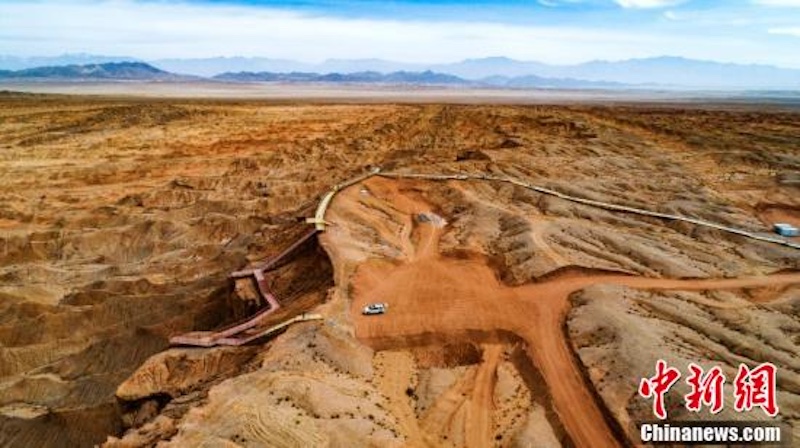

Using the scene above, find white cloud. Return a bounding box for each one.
[0,0,672,63]
[537,0,586,6]
[754,0,800,6]
[663,10,680,20]
[769,27,800,36]
[0,0,798,68]
[614,0,685,8]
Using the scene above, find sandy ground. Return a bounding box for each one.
[2,94,800,446]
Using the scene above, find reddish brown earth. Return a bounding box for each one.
[334,177,800,447]
[1,93,800,447]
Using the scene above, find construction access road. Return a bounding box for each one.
[327,177,800,448]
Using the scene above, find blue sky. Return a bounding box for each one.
[0,0,799,67]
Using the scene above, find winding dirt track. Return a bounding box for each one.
[330,177,800,448]
[418,344,503,447]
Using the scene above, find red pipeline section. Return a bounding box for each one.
[169,228,320,347]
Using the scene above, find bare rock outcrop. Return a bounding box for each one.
[116,347,258,401]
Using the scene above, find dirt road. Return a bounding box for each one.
[341,178,800,448]
[417,344,503,447]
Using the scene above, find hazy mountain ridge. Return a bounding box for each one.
[213,70,469,85]
[165,55,800,88]
[0,62,190,81]
[1,55,799,89]
[213,69,627,88]
[557,56,800,89]
[0,61,619,88]
[0,53,140,71]
[483,73,625,89]
[152,57,316,77]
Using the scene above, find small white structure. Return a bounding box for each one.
[774,223,799,237]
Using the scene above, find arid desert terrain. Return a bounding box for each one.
[1,91,800,447]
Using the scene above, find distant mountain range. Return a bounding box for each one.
[1,55,799,90]
[0,62,625,89]
[0,53,140,71]
[146,55,800,89]
[214,70,624,89]
[214,70,468,85]
[0,62,188,81]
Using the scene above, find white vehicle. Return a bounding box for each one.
[362,303,387,315]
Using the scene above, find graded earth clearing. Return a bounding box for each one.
[1,93,799,447]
